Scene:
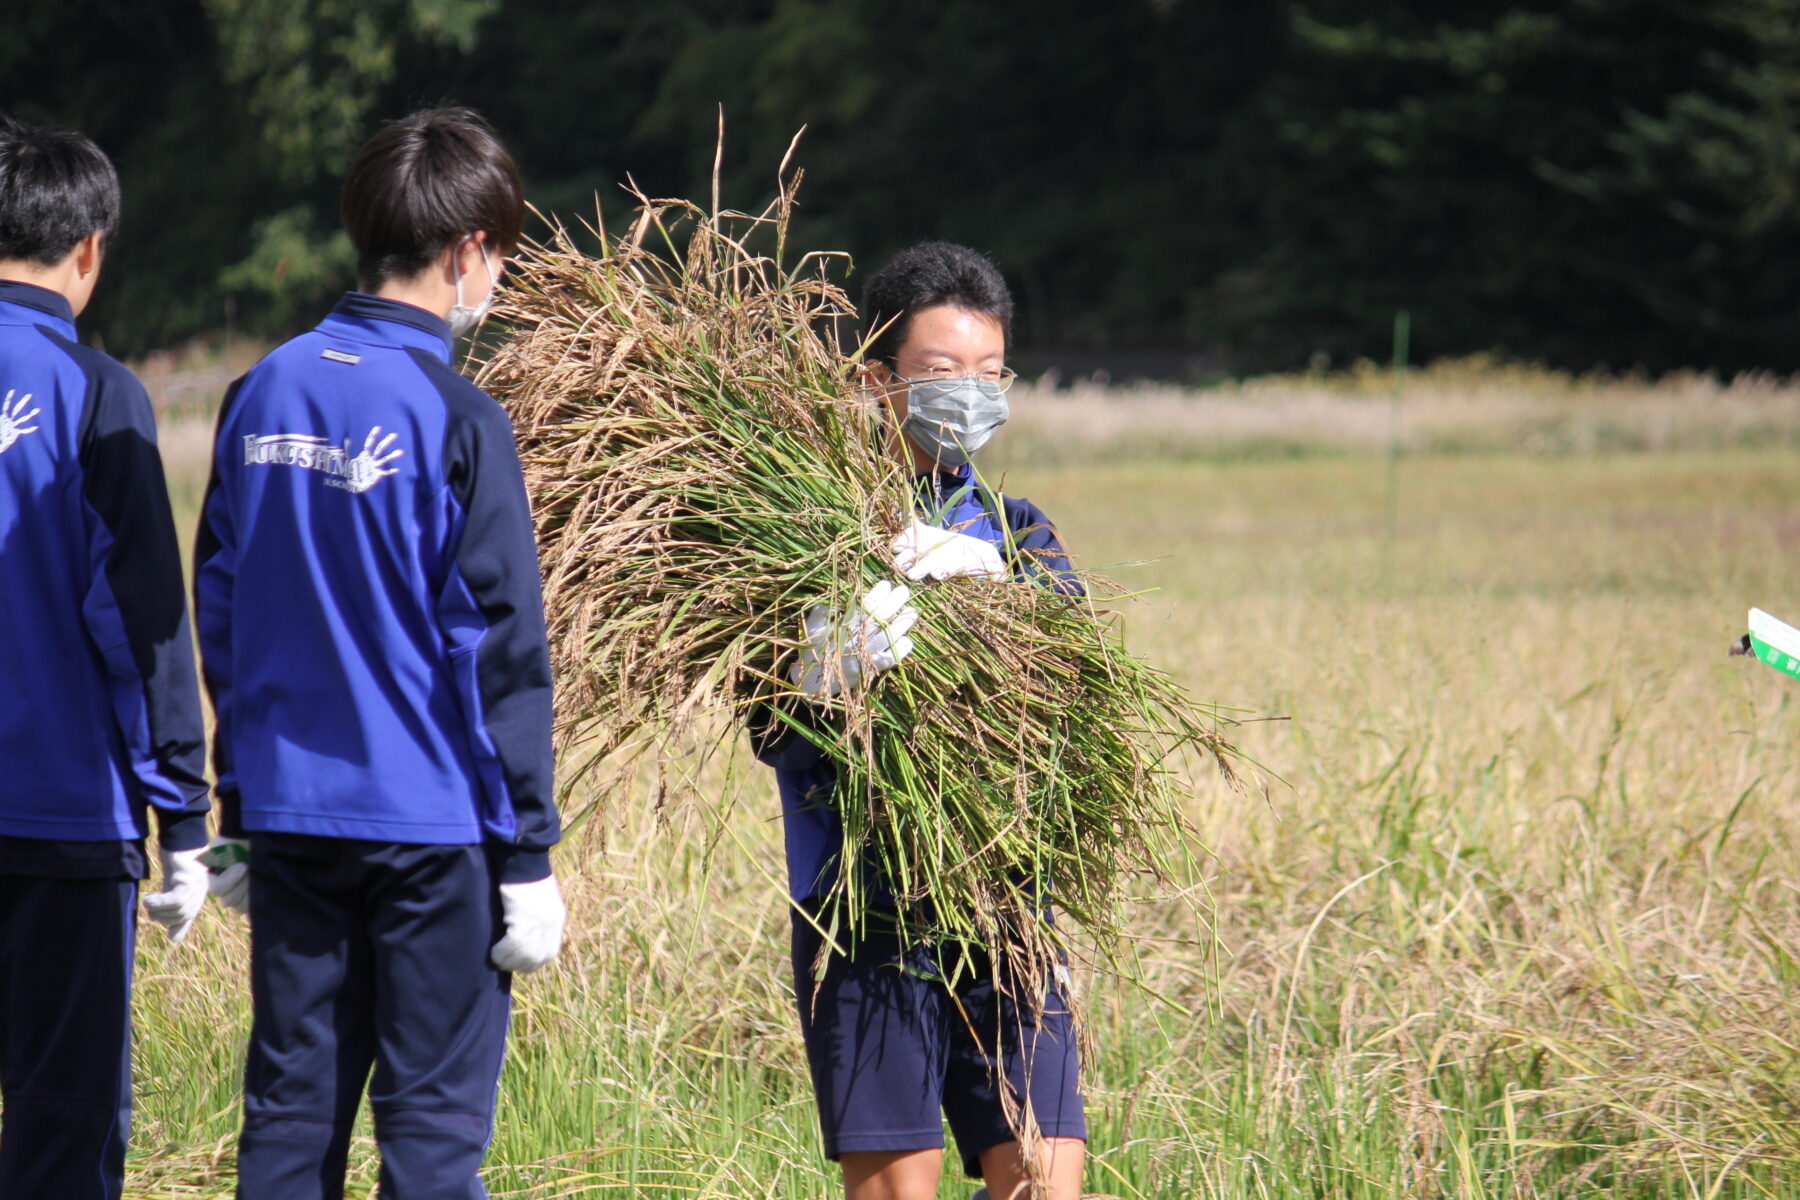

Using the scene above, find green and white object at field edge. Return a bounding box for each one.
[1746,608,1800,680]
[204,839,250,871]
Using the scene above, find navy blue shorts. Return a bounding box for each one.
[790,904,1086,1178]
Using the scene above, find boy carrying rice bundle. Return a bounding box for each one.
[750,243,1086,1199]
[479,179,1236,1200]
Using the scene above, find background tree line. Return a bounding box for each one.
[5,0,1797,375]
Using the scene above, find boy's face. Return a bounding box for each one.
[872,305,1008,469]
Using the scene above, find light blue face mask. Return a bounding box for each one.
[900,378,1011,468]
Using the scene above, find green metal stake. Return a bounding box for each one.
[1384,309,1410,595]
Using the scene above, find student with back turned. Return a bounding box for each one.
[195,106,564,1199]
[752,242,1087,1200]
[0,112,212,1199]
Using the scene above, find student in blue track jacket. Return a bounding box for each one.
[194,107,562,1200]
[0,113,211,1200]
[752,243,1087,1200]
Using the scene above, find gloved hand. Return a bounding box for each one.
[791,580,919,699]
[891,517,1006,582]
[143,845,210,943]
[491,875,567,973]
[203,837,251,915]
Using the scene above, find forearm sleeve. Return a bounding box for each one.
[748,699,832,771]
[78,366,210,819]
[437,406,560,883]
[1009,499,1086,598]
[194,381,243,833]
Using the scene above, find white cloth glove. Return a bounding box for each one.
[491,876,567,973]
[143,845,210,943]
[203,837,252,915]
[791,579,919,699]
[890,517,1007,582]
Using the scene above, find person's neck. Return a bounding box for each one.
[0,262,78,306]
[370,272,454,321]
[891,427,948,477]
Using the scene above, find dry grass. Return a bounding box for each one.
[988,357,1800,467]
[1042,449,1800,1195]
[117,352,1800,1197]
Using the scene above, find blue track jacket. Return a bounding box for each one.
[195,294,558,882]
[752,464,1083,901]
[0,281,209,873]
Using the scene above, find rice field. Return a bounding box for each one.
[129,362,1800,1197]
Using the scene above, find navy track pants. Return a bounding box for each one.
[0,874,136,1200]
[235,834,512,1200]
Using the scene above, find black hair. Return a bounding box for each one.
[341,106,524,288]
[862,241,1014,367]
[0,112,122,265]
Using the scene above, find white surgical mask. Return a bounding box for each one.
[447,238,498,338]
[900,377,1011,468]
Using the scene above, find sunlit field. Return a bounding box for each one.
[128,362,1800,1197]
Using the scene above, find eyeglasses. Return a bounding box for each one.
[889,362,1018,394]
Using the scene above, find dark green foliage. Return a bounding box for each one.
[5,0,1798,370]
[1217,1,1800,371]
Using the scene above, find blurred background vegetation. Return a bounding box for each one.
[5,0,1799,375]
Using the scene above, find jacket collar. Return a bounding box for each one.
[914,460,976,502]
[317,292,454,360]
[0,280,77,338]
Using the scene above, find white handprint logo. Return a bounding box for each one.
[0,389,41,455]
[245,425,406,493]
[341,426,404,494]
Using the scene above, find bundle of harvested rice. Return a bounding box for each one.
[475,177,1240,1031]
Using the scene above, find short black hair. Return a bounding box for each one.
[862,241,1014,366]
[0,112,121,266]
[341,106,524,288]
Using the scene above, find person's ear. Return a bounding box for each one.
[456,232,490,281]
[437,234,474,285]
[73,231,105,279]
[866,360,911,423]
